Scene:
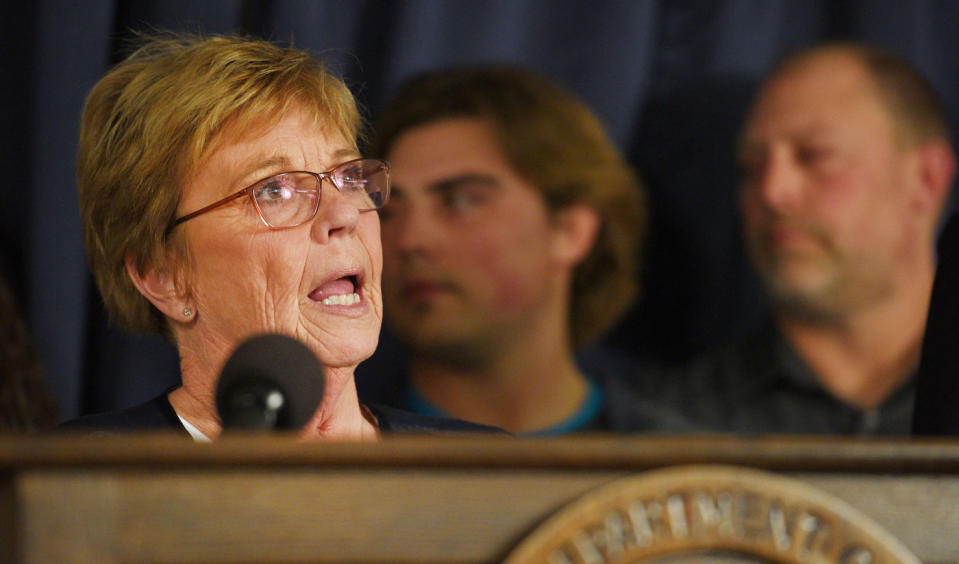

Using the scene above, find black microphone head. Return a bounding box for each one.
[215,333,325,431]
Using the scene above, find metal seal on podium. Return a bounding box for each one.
[505,465,919,563]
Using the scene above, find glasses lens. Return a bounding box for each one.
[333,159,390,211]
[250,172,319,227]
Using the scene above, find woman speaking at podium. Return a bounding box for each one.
[62,34,495,440]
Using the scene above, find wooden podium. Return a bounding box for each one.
[2,434,958,563]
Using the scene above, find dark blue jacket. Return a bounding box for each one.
[59,389,505,436]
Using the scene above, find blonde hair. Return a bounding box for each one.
[372,65,646,348]
[78,34,361,337]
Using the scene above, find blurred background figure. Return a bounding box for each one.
[0,270,59,432]
[362,65,691,435]
[633,43,956,434]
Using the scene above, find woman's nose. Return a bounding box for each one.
[311,180,361,243]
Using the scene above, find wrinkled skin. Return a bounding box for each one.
[139,105,383,439]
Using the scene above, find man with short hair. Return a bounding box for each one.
[365,65,689,434]
[637,43,956,434]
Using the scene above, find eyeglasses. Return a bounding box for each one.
[170,157,390,231]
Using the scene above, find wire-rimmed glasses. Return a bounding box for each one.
[170,157,390,231]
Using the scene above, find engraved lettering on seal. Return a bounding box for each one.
[509,466,918,564]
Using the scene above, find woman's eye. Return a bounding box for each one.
[340,166,361,182]
[255,180,295,202]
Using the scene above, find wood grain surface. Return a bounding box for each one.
[2,434,957,563]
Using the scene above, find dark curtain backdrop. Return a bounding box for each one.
[4,1,958,420]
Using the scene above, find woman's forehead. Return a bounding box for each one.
[206,110,353,169]
[188,101,356,176]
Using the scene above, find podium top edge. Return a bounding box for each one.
[2,433,959,473]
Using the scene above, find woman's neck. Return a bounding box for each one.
[173,333,377,441]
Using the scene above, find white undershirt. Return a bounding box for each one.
[176,413,212,442]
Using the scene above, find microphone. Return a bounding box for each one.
[215,333,325,431]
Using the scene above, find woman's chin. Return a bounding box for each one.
[280,307,380,368]
[303,334,378,370]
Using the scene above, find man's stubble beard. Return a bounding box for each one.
[750,228,895,325]
[390,306,502,371]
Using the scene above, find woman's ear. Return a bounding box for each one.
[550,203,601,268]
[125,254,194,322]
